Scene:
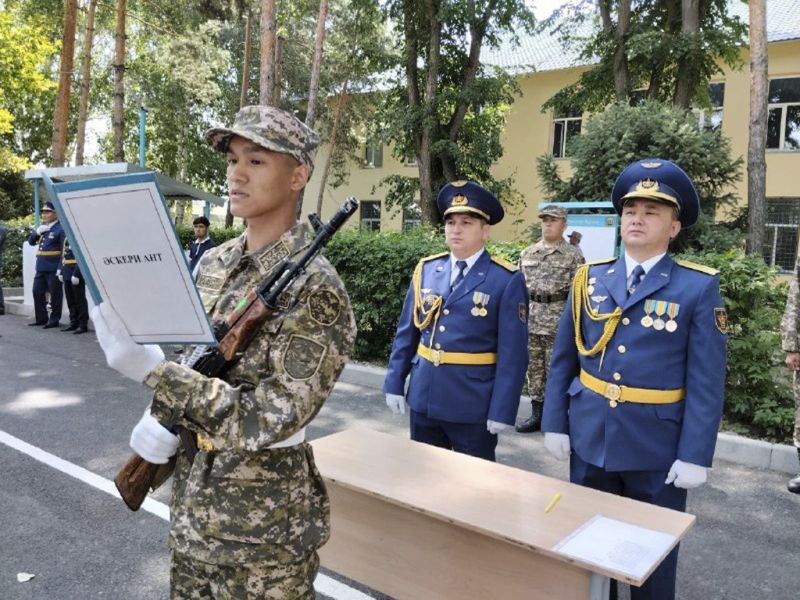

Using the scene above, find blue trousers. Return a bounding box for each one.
[570,453,687,600]
[32,271,62,325]
[410,410,497,461]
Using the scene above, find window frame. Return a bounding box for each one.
[360,199,382,232]
[551,109,582,159]
[763,198,800,272]
[766,75,800,152]
[363,139,384,168]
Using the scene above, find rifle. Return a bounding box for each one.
[114,198,359,511]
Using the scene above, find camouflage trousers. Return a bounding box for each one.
[794,372,800,447]
[527,333,555,402]
[170,550,319,599]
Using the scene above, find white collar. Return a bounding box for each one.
[625,251,666,278]
[194,235,209,244]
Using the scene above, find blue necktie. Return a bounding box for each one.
[627,264,645,296]
[451,260,468,291]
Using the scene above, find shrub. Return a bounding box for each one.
[0,217,34,287]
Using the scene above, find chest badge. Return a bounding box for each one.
[471,291,490,317]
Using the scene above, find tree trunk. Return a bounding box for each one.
[75,0,97,165]
[259,0,277,105]
[51,0,79,167]
[613,0,631,102]
[315,81,350,215]
[306,0,329,128]
[273,35,284,106]
[747,0,768,255]
[112,0,127,162]
[417,0,441,225]
[673,0,700,108]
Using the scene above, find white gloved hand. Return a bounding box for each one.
[665,459,708,489]
[36,223,51,235]
[487,420,512,435]
[130,409,180,464]
[90,303,165,383]
[385,393,406,415]
[71,275,80,285]
[56,269,63,282]
[544,432,571,461]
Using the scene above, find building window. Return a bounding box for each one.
[364,140,383,168]
[551,107,582,158]
[694,82,725,132]
[403,205,422,232]
[763,198,800,272]
[767,77,800,151]
[360,200,381,232]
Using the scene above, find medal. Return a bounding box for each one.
[652,300,667,331]
[471,306,480,316]
[479,308,488,317]
[641,299,655,328]
[665,302,680,332]
[472,291,490,317]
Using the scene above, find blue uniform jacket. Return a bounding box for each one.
[383,250,529,425]
[60,239,80,279]
[28,221,65,272]
[542,254,727,472]
[189,238,216,272]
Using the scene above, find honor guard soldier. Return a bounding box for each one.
[516,205,584,433]
[58,239,89,333]
[27,201,65,328]
[383,181,529,461]
[542,159,727,600]
[90,105,357,598]
[780,258,800,494]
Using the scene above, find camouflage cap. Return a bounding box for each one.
[204,105,320,173]
[538,205,567,220]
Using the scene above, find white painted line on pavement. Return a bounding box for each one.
[0,429,375,600]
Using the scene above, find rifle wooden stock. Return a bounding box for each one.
[114,453,161,511]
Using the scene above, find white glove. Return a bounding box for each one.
[544,432,571,461]
[665,459,708,489]
[130,409,180,464]
[56,269,63,282]
[71,275,80,285]
[36,223,51,234]
[90,303,165,383]
[385,393,406,415]
[487,420,512,435]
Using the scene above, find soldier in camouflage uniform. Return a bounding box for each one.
[780,257,800,494]
[515,205,584,433]
[91,105,357,598]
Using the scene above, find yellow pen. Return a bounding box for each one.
[544,492,562,513]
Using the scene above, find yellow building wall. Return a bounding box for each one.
[303,39,800,241]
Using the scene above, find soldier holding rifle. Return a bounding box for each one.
[91,106,356,598]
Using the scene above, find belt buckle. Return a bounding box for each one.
[605,383,622,408]
[432,350,441,367]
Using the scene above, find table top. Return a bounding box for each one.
[311,427,696,585]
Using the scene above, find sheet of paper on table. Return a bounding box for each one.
[553,514,678,581]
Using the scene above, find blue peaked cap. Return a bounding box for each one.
[436,180,504,225]
[611,159,700,228]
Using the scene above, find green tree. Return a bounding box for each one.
[375,0,534,224]
[537,100,743,251]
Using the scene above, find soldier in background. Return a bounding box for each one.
[91,106,357,597]
[57,239,89,334]
[27,202,65,328]
[516,205,584,433]
[780,259,800,494]
[189,216,216,274]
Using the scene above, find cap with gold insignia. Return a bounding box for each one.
[611,158,700,227]
[538,205,567,220]
[436,180,504,225]
[204,105,320,173]
[40,201,56,212]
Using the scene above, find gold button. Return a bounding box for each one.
[618,345,626,353]
[622,317,630,325]
[439,325,446,332]
[613,372,621,381]
[435,343,441,350]
[443,309,450,315]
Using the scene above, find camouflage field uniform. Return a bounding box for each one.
[780,259,800,448]
[518,238,584,401]
[144,223,356,598]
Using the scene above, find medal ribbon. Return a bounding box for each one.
[644,299,655,317]
[654,300,667,319]
[667,303,679,321]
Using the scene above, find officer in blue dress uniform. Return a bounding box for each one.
[383,181,529,461]
[58,239,89,334]
[27,202,65,328]
[542,159,727,600]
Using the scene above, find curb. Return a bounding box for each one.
[339,364,799,476]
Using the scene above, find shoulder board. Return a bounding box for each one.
[588,257,616,266]
[491,256,518,272]
[677,259,718,276]
[419,251,449,264]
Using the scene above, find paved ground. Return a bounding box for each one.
[1,312,799,599]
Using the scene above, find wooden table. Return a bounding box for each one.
[311,428,695,600]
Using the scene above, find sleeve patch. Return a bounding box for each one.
[283,334,327,380]
[197,274,225,291]
[307,289,342,326]
[519,302,527,323]
[714,307,728,334]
